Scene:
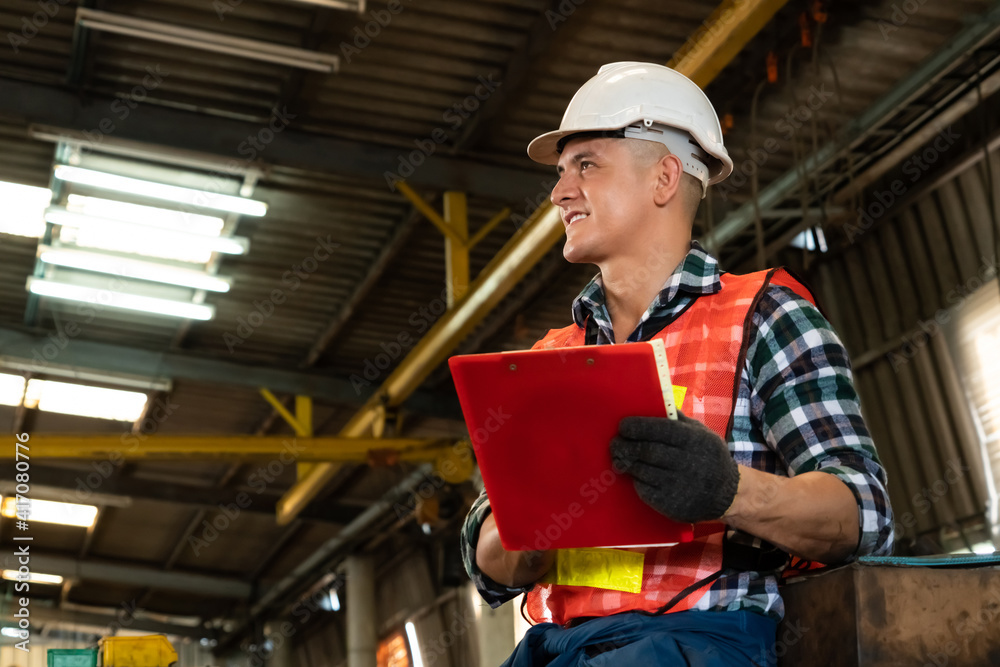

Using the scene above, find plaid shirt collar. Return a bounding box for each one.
[571,241,723,344]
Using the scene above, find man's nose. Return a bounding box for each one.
[550,173,576,206]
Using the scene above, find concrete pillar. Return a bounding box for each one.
[473,586,517,666]
[266,619,294,667]
[346,555,377,667]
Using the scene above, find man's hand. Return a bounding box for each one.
[610,412,740,523]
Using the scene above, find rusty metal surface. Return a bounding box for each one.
[780,565,1000,666]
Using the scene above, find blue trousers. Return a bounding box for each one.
[499,610,777,667]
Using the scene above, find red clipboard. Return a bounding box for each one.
[449,339,694,551]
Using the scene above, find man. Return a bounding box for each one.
[460,62,893,665]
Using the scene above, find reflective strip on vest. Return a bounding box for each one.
[524,268,815,625]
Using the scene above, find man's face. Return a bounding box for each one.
[551,137,658,265]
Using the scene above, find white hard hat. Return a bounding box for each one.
[527,62,733,196]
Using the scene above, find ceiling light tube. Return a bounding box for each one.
[54,165,267,217]
[77,8,340,73]
[1,570,64,586]
[38,245,233,292]
[288,0,365,11]
[45,208,250,256]
[1,497,99,528]
[26,277,215,320]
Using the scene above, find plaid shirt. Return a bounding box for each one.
[460,242,894,622]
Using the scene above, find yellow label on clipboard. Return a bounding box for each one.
[672,385,687,411]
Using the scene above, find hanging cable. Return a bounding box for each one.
[750,78,769,271]
[785,46,813,265]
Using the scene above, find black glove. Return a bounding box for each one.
[610,411,740,523]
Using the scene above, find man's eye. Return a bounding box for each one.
[580,161,593,171]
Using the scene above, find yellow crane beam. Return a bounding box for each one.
[15,435,453,462]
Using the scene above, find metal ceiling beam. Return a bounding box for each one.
[702,3,1000,251]
[19,434,451,461]
[23,465,364,524]
[454,0,570,150]
[1,605,211,639]
[273,0,795,525]
[0,327,462,419]
[0,78,545,201]
[9,553,252,598]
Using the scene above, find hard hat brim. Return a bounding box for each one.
[526,129,578,166]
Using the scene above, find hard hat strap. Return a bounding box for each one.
[623,122,710,196]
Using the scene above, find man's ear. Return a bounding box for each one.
[652,153,684,207]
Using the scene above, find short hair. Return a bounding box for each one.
[624,138,703,223]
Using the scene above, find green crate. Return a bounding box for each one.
[47,648,98,667]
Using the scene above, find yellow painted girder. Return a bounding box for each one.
[667,0,792,89]
[17,435,452,462]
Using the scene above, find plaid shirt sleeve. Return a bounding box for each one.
[747,284,895,559]
[460,490,533,607]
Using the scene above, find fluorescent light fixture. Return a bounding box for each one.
[67,195,225,236]
[319,589,340,612]
[76,8,339,74]
[1,570,64,586]
[1,496,98,528]
[54,165,267,217]
[0,181,52,237]
[1,627,25,638]
[0,361,171,393]
[405,622,424,667]
[0,373,27,407]
[27,277,215,321]
[39,245,232,292]
[22,378,148,421]
[289,0,365,10]
[46,208,249,262]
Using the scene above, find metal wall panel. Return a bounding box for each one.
[808,141,999,550]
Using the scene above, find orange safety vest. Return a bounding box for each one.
[523,268,816,626]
